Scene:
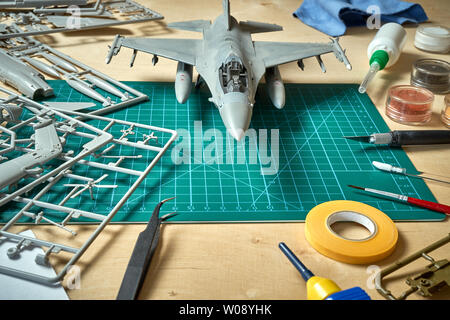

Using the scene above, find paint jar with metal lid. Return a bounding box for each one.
[411,59,450,94]
[386,85,434,125]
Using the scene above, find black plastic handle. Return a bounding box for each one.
[391,130,450,146]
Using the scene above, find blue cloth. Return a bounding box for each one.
[293,0,428,36]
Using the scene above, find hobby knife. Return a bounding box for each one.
[343,130,450,146]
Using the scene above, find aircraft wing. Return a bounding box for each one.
[109,36,202,66]
[253,38,351,70]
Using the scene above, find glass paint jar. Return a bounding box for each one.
[441,94,450,128]
[385,85,434,125]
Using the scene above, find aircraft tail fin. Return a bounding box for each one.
[223,0,231,30]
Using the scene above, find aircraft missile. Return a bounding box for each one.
[0,50,53,99]
[265,66,285,109]
[130,49,137,67]
[331,37,352,71]
[84,74,128,101]
[219,92,252,141]
[40,52,78,73]
[66,78,111,106]
[174,62,193,104]
[22,56,60,78]
[152,54,158,66]
[315,55,326,73]
[105,34,123,65]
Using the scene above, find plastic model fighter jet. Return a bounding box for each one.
[106,0,351,140]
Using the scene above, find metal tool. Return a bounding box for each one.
[372,161,450,185]
[348,185,450,215]
[116,198,176,300]
[375,233,450,300]
[278,242,370,300]
[343,130,450,146]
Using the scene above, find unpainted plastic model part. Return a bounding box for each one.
[0,0,163,39]
[0,49,53,99]
[106,0,351,141]
[0,1,88,8]
[0,119,63,191]
[0,22,148,116]
[0,103,22,123]
[0,86,178,284]
[375,233,450,300]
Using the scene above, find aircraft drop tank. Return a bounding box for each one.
[265,66,285,109]
[175,62,193,104]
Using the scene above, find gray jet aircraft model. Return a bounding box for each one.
[106,0,351,140]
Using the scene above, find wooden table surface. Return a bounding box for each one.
[7,0,449,300]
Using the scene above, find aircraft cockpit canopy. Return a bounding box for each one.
[219,55,248,94]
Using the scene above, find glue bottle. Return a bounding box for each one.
[359,23,407,94]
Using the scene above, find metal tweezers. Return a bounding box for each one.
[116,197,175,300]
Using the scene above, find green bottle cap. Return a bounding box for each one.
[369,50,389,70]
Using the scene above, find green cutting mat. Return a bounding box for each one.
[0,81,445,223]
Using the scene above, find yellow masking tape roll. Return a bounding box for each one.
[305,200,398,264]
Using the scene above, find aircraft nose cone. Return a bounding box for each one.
[219,92,252,141]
